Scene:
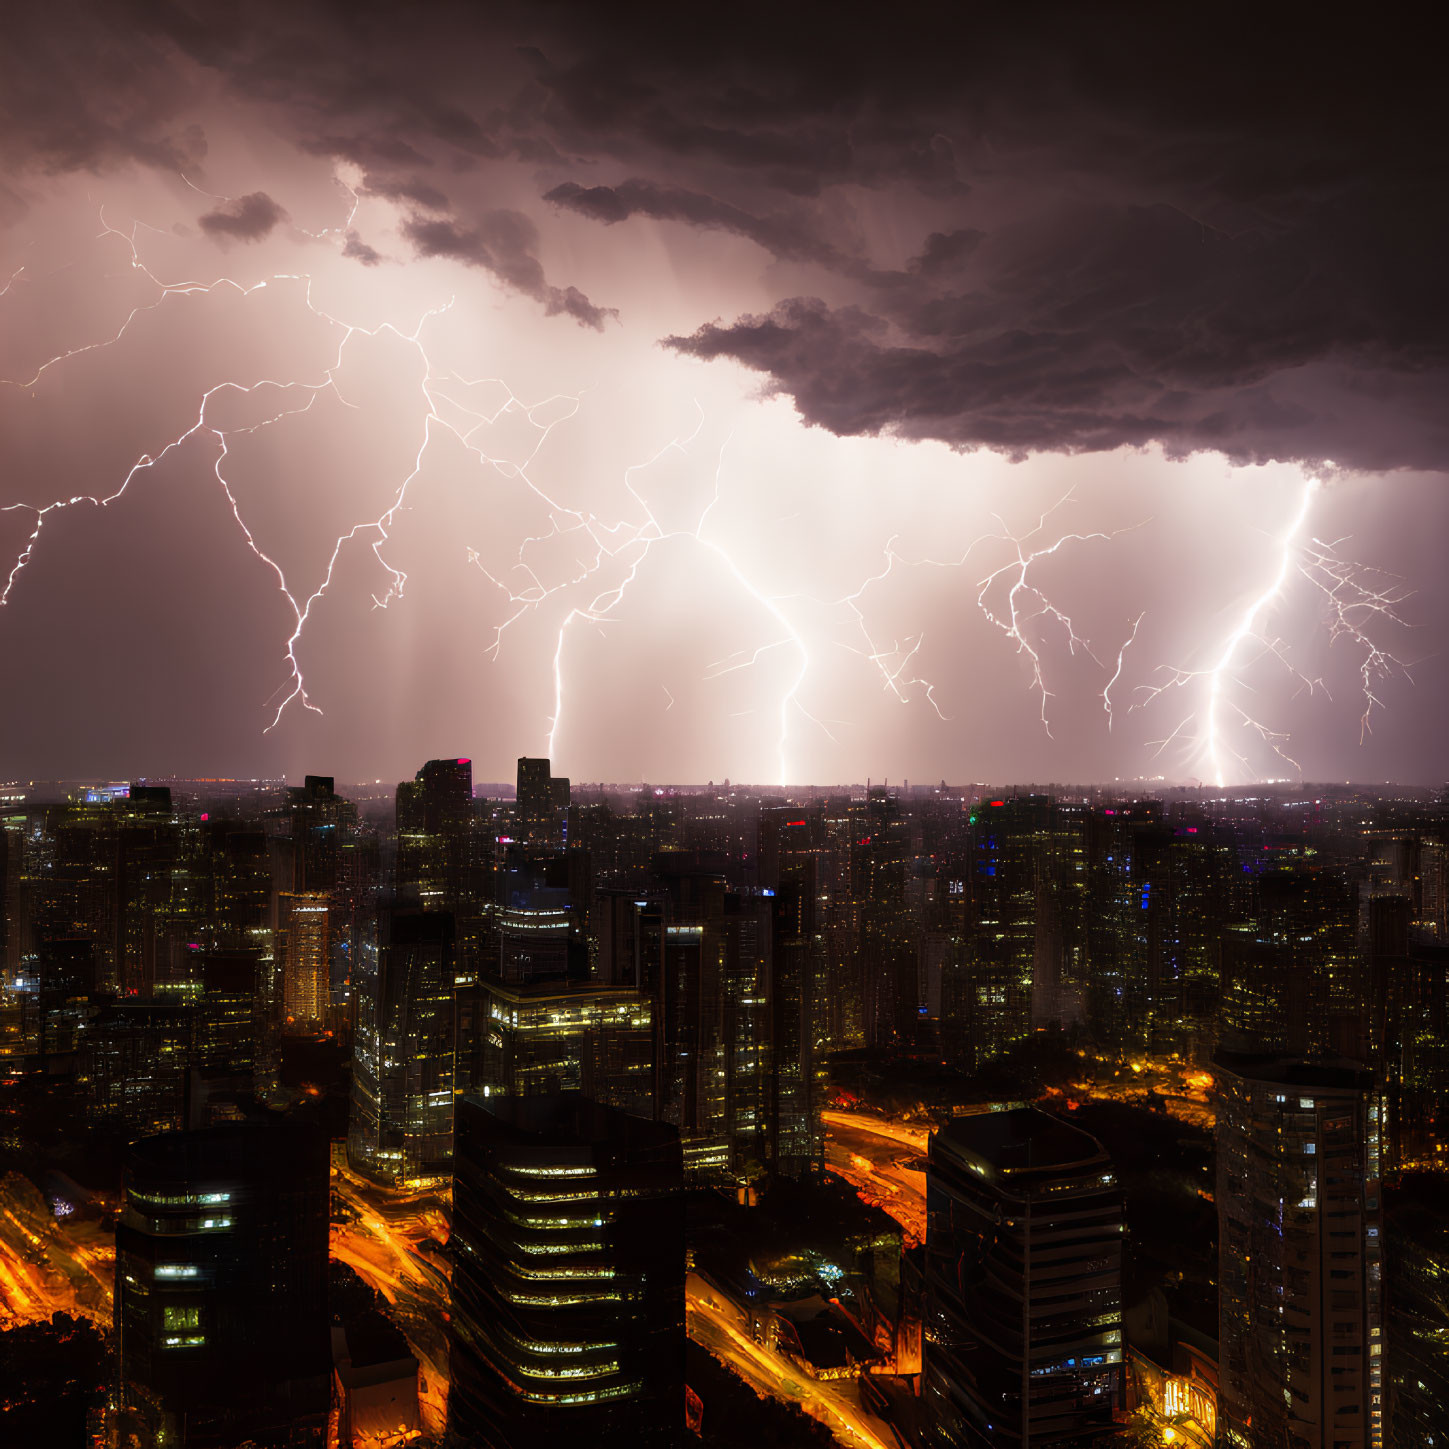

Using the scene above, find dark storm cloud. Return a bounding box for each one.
[665,198,1448,465]
[197,190,287,241]
[545,179,851,269]
[359,174,450,212]
[401,212,616,330]
[7,1,1449,470]
[341,230,383,266]
[0,7,201,178]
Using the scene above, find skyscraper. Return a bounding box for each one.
[477,978,655,1116]
[516,756,562,847]
[114,1116,330,1447]
[281,892,331,1034]
[923,1106,1124,1447]
[396,757,475,912]
[1215,1052,1384,1449]
[349,903,456,1186]
[449,1093,685,1449]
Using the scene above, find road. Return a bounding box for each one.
[329,1155,452,1437]
[822,1110,930,1247]
[686,1272,898,1449]
[0,1173,115,1329]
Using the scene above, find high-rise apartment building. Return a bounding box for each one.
[114,1117,330,1447]
[349,904,456,1186]
[923,1106,1124,1447]
[1215,1053,1384,1449]
[449,1093,684,1449]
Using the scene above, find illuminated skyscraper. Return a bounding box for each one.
[516,756,563,847]
[281,892,331,1034]
[923,1107,1124,1447]
[477,978,654,1117]
[348,903,456,1186]
[1215,1053,1384,1449]
[448,1093,684,1449]
[114,1117,330,1448]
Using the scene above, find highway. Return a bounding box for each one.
[329,1158,452,1438]
[0,1173,115,1329]
[822,1110,929,1246]
[686,1272,898,1449]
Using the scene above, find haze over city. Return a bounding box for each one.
[3,7,1447,1449]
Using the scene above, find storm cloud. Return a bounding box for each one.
[3,1,1442,471]
[198,190,287,241]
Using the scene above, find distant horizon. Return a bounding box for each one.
[5,771,1446,801]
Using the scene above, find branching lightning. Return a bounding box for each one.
[0,192,1413,788]
[828,493,1147,738]
[1135,472,1411,786]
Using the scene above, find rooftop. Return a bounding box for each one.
[936,1106,1109,1177]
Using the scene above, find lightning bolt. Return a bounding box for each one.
[1102,612,1145,730]
[831,492,1147,737]
[5,191,1411,791]
[6,192,814,773]
[1135,470,1411,787]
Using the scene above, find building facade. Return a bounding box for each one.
[448,1093,684,1449]
[114,1117,330,1447]
[923,1106,1124,1447]
[1216,1053,1384,1449]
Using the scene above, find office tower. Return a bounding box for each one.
[397,758,475,910]
[1394,941,1449,1170]
[960,797,1057,1067]
[1385,1173,1449,1446]
[516,756,562,847]
[114,1117,330,1448]
[1215,1053,1384,1449]
[497,881,575,983]
[349,904,456,1186]
[652,860,731,1178]
[477,978,654,1117]
[281,892,331,1034]
[116,790,182,997]
[186,949,264,1124]
[766,849,825,1179]
[36,936,97,1057]
[449,1093,685,1449]
[283,774,352,896]
[849,792,917,1047]
[416,757,474,831]
[78,1001,195,1135]
[1219,867,1365,1060]
[923,1107,1124,1447]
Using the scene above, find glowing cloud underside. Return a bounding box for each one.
[0,183,1413,785]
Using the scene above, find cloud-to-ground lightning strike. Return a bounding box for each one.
[0,189,1413,787]
[1135,472,1411,786]
[1,198,828,782]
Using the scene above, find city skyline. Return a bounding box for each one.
[1,6,1445,789]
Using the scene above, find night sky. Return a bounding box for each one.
[2,3,1444,787]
